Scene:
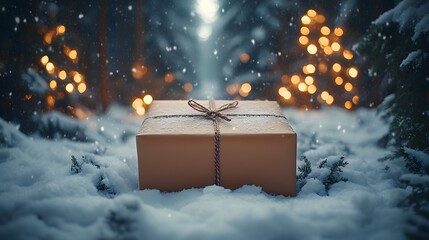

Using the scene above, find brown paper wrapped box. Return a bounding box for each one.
[136,100,297,196]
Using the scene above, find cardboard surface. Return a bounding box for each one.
[136,100,297,196]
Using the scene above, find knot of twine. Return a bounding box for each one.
[188,100,238,121]
[188,99,239,186]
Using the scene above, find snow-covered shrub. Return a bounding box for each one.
[398,147,429,175]
[318,156,349,191]
[82,155,102,169]
[0,118,26,148]
[398,148,429,220]
[95,173,116,198]
[21,68,49,95]
[70,154,115,197]
[297,155,348,194]
[70,155,83,174]
[36,112,95,142]
[296,156,312,191]
[70,155,102,175]
[297,156,312,181]
[400,172,429,239]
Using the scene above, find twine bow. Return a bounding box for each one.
[188,100,238,121]
[188,99,239,186]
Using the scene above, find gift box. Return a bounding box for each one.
[136,100,297,196]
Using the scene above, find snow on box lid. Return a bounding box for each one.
[138,100,295,135]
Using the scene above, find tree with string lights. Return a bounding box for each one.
[36,19,89,115]
[277,8,360,110]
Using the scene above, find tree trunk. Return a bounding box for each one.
[134,0,144,63]
[99,0,110,112]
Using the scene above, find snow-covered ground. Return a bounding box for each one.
[0,106,419,239]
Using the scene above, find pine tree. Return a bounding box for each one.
[357,1,429,237]
[356,1,429,157]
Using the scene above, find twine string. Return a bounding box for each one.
[188,99,239,185]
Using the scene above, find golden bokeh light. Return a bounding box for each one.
[299,36,309,45]
[301,15,311,25]
[315,15,326,23]
[226,84,240,95]
[307,44,318,54]
[344,82,353,92]
[298,82,307,92]
[334,27,344,36]
[240,83,252,93]
[291,75,300,85]
[300,26,310,35]
[278,87,292,100]
[343,50,353,60]
[58,70,67,80]
[307,9,317,17]
[344,101,352,109]
[318,36,329,47]
[352,96,360,104]
[335,76,344,85]
[239,89,249,97]
[283,91,292,100]
[302,66,309,74]
[306,64,316,74]
[43,31,54,44]
[278,87,287,96]
[332,63,342,73]
[308,84,317,94]
[68,50,77,60]
[131,64,148,79]
[46,95,55,108]
[56,25,66,35]
[49,80,57,90]
[321,91,329,100]
[305,76,314,85]
[320,26,330,35]
[240,53,250,63]
[348,67,358,78]
[65,83,74,93]
[46,62,55,74]
[323,46,333,55]
[73,73,83,83]
[164,73,175,83]
[136,106,146,116]
[143,95,153,105]
[132,98,143,109]
[331,42,341,52]
[77,83,87,93]
[132,97,149,115]
[326,95,334,105]
[40,55,49,65]
[183,82,193,92]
